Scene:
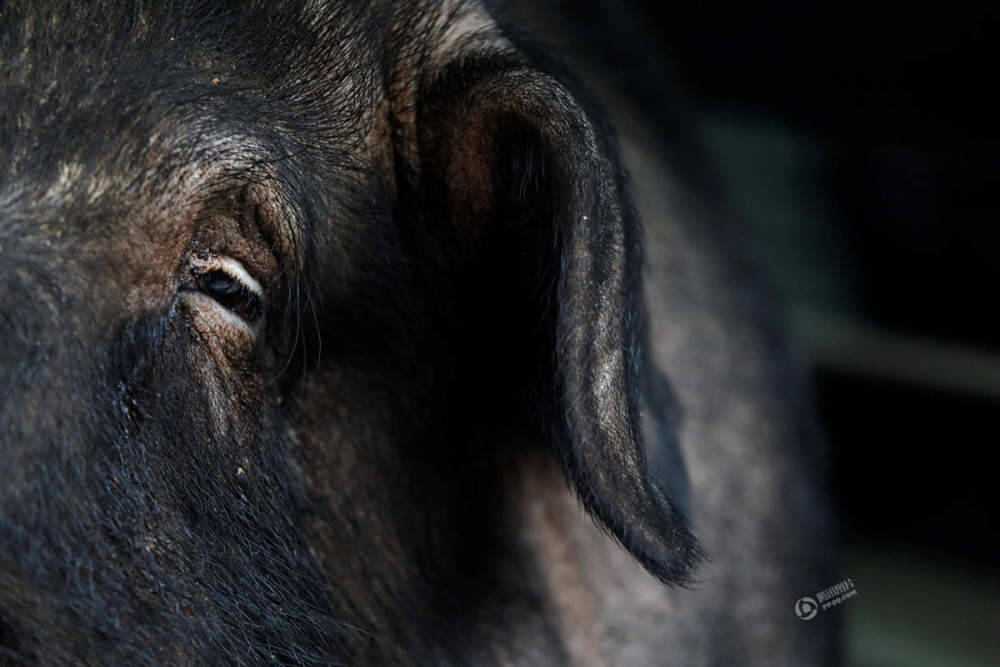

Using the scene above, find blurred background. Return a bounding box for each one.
[627,2,1000,664]
[505,0,1000,664]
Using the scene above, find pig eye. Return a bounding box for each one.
[194,269,262,322]
[183,258,264,324]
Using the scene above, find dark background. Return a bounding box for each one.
[625,1,1000,663]
[637,0,999,346]
[627,0,1000,560]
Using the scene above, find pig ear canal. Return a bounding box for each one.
[418,59,703,585]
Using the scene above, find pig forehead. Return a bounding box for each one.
[0,2,385,139]
[1,36,380,219]
[0,5,393,207]
[1,112,285,226]
[0,0,490,229]
[0,0,392,90]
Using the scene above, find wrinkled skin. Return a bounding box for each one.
[0,1,838,664]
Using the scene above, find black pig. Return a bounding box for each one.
[0,1,838,664]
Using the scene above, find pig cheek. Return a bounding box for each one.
[177,301,269,440]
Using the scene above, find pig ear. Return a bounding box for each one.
[414,49,702,585]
